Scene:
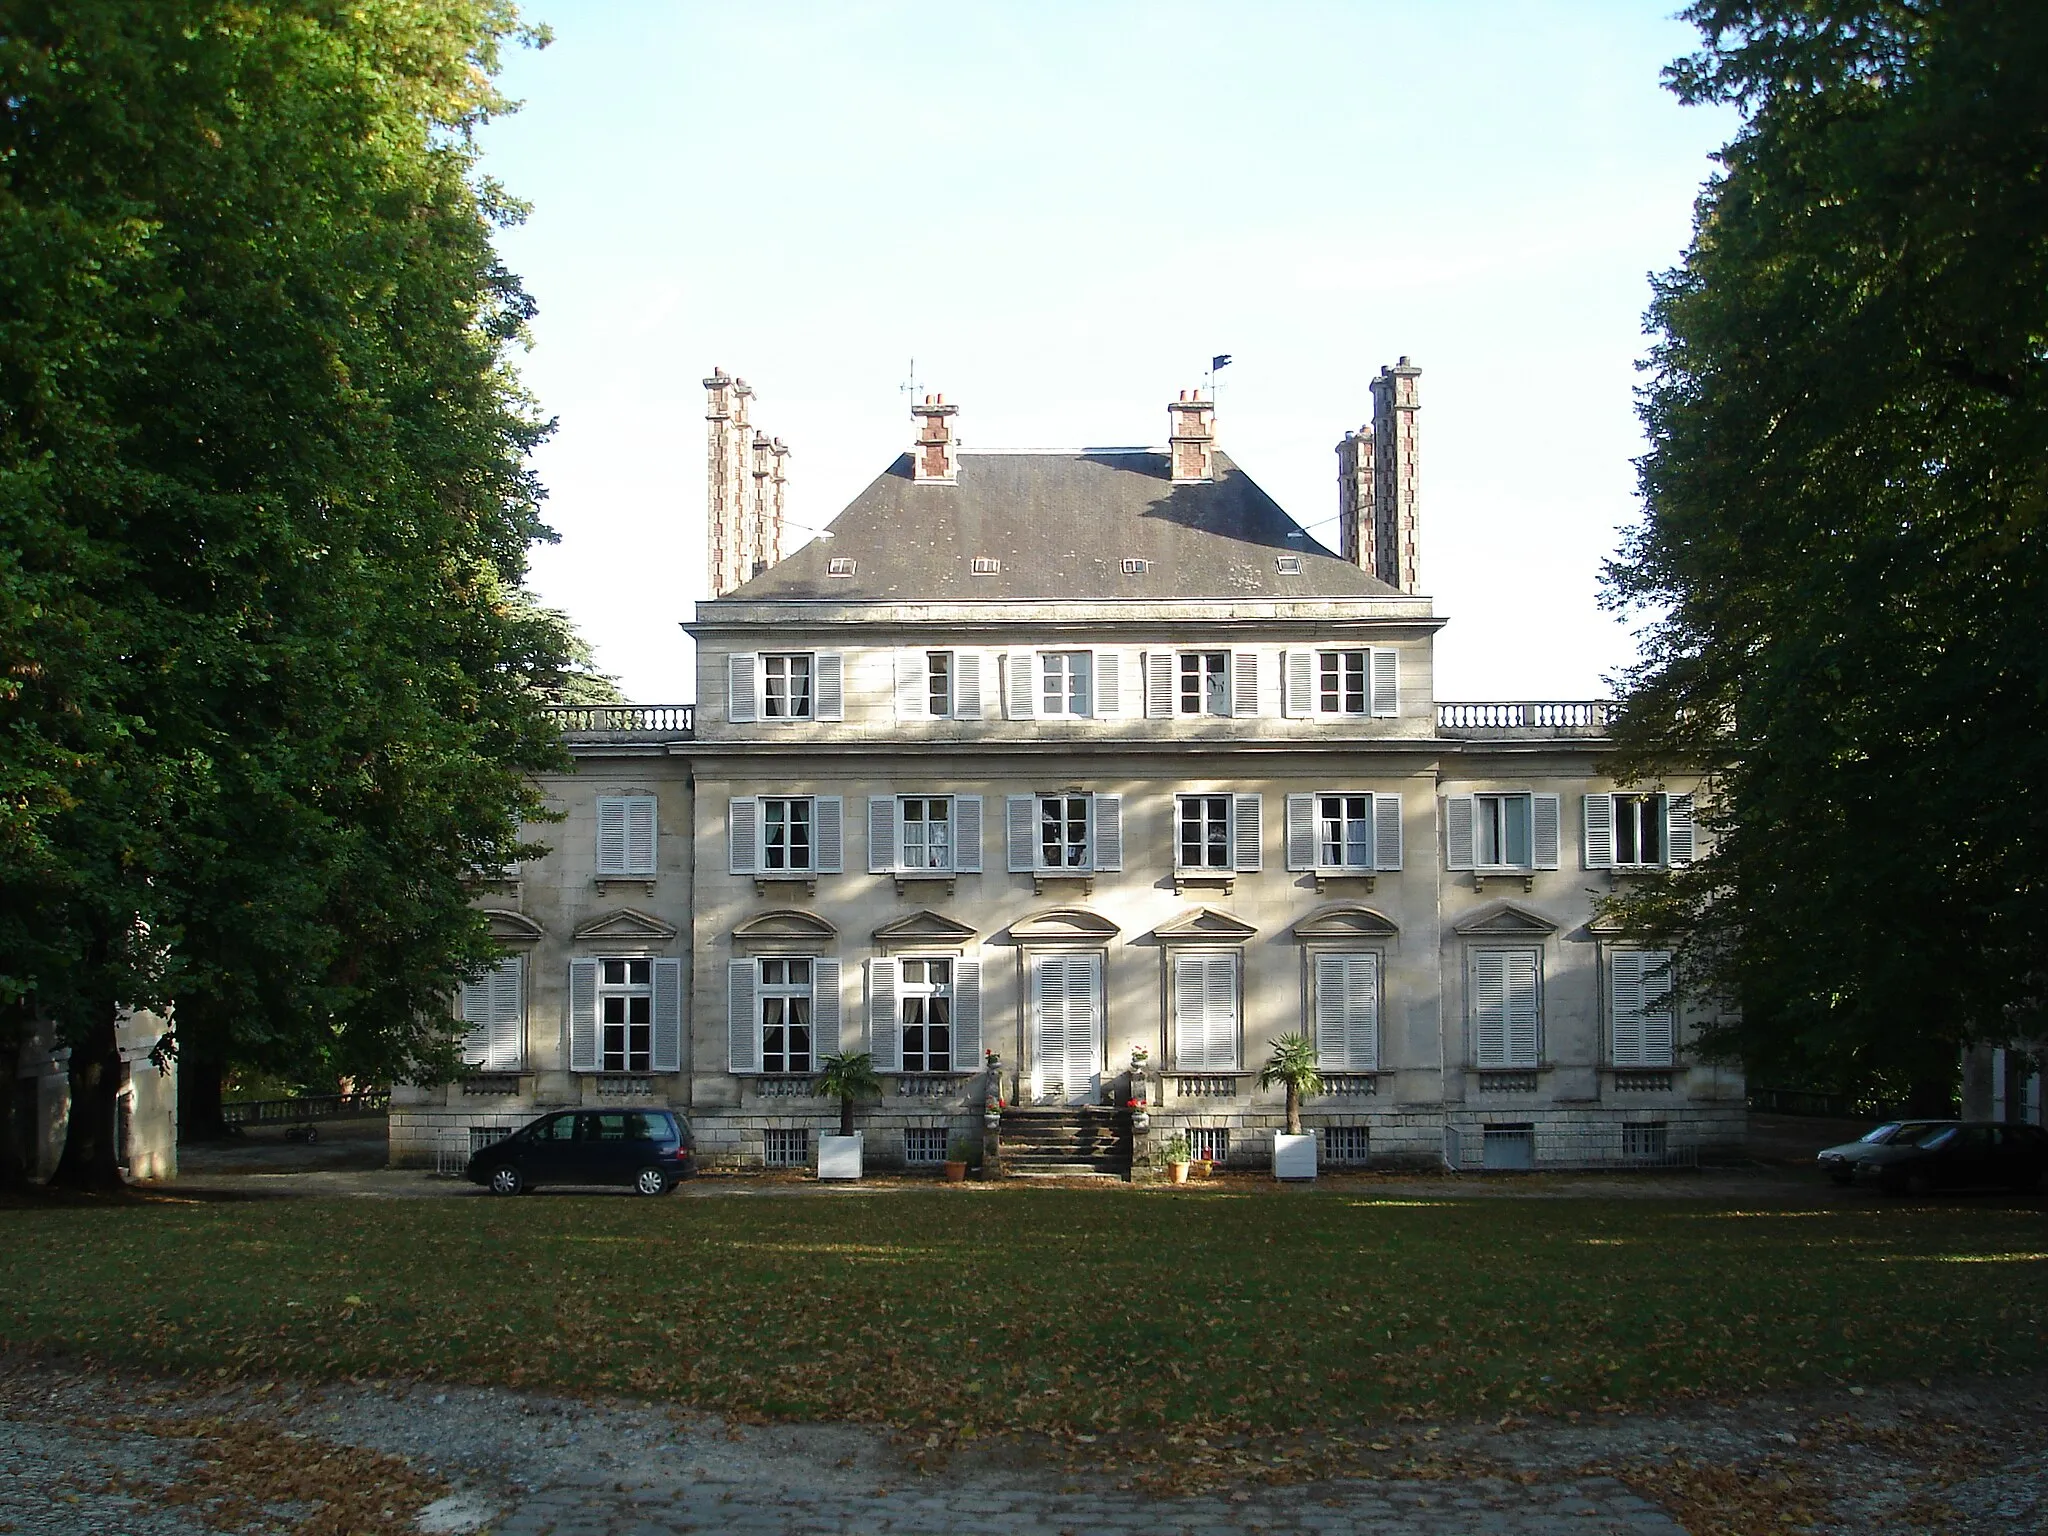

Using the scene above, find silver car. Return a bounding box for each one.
[1816,1120,1957,1185]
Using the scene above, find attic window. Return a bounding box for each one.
[1121,558,1149,575]
[827,557,856,577]
[1275,554,1303,575]
[970,557,1000,576]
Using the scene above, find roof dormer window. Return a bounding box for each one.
[970,557,1000,576]
[827,557,856,577]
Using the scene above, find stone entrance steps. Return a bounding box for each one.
[999,1106,1130,1179]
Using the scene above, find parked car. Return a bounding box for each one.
[1816,1120,1958,1185]
[466,1109,693,1196]
[1850,1121,2048,1195]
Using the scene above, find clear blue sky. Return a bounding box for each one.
[482,2,1736,703]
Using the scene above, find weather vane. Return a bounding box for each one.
[899,357,922,402]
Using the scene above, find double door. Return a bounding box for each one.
[1029,953,1102,1105]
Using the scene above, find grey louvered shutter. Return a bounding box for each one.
[1641,950,1675,1065]
[728,653,758,723]
[1004,653,1036,719]
[1471,950,1507,1067]
[728,797,759,875]
[1286,793,1317,871]
[1370,648,1399,717]
[727,959,759,1073]
[954,795,983,872]
[1231,651,1260,717]
[1532,794,1562,870]
[812,652,844,721]
[491,957,525,1071]
[868,796,897,873]
[1091,793,1122,872]
[651,957,683,1072]
[569,958,600,1072]
[1609,950,1645,1067]
[1505,950,1541,1065]
[1283,651,1313,717]
[1665,793,1696,866]
[458,974,492,1065]
[595,797,628,876]
[1313,953,1349,1071]
[1373,792,1403,871]
[1173,955,1209,1069]
[814,796,844,873]
[955,652,984,719]
[1583,793,1616,869]
[1144,652,1174,718]
[953,955,982,1065]
[625,796,657,875]
[1093,651,1121,716]
[812,958,843,1057]
[895,652,926,721]
[868,957,901,1072]
[1231,793,1262,872]
[1316,953,1378,1072]
[1445,795,1476,870]
[1007,794,1036,872]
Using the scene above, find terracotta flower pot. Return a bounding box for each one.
[942,1160,968,1182]
[1169,1161,1191,1185]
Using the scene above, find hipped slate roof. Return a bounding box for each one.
[722,449,1400,602]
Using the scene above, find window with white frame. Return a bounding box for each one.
[1186,1127,1229,1163]
[1471,948,1542,1068]
[1039,793,1089,869]
[730,795,843,877]
[1318,794,1373,869]
[1178,794,1231,870]
[903,1127,949,1165]
[595,794,658,878]
[1584,791,1694,870]
[1040,651,1093,717]
[1614,794,1662,867]
[1179,652,1229,716]
[1172,952,1240,1070]
[1475,792,1533,869]
[1286,791,1400,872]
[1447,792,1559,873]
[926,652,953,718]
[1609,950,1676,1068]
[762,797,813,871]
[899,797,953,872]
[598,958,653,1072]
[1283,647,1397,718]
[764,1128,810,1166]
[758,957,814,1074]
[868,794,980,876]
[1312,952,1380,1071]
[899,958,953,1073]
[1318,649,1369,715]
[1006,792,1121,874]
[1322,1125,1370,1165]
[762,653,813,719]
[457,956,524,1072]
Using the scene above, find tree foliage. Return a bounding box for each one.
[0,1,577,1181]
[1603,0,2048,1101]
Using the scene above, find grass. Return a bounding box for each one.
[2,1187,2044,1476]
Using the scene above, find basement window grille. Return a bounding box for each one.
[1186,1127,1230,1164]
[763,1128,810,1168]
[1321,1125,1370,1165]
[1622,1122,1670,1160]
[903,1128,949,1165]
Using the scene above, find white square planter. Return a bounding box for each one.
[1273,1132,1318,1181]
[817,1133,864,1181]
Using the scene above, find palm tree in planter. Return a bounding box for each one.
[816,1051,881,1180]
[1257,1033,1323,1179]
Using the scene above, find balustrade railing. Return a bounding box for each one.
[544,703,694,735]
[1436,700,1613,734]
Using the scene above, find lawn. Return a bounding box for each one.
[3,1188,2043,1474]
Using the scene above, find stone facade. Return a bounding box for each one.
[13,1008,178,1182]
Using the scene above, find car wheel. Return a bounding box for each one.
[634,1167,672,1197]
[489,1165,524,1197]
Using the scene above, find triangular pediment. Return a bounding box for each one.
[484,908,546,942]
[1451,900,1560,937]
[1290,903,1399,941]
[872,910,978,946]
[731,908,838,942]
[1152,907,1258,944]
[572,907,681,943]
[1007,907,1120,944]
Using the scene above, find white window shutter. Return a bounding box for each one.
[490,957,524,1071]
[1091,793,1122,871]
[1283,651,1313,717]
[1471,950,1507,1067]
[1207,953,1239,1069]
[1173,956,1209,1069]
[812,958,843,1057]
[1371,792,1403,871]
[1231,793,1262,872]
[1285,793,1316,871]
[1445,795,1476,870]
[895,652,926,721]
[569,958,600,1072]
[868,957,901,1072]
[955,652,984,719]
[727,959,759,1073]
[1144,652,1174,718]
[728,653,758,723]
[651,957,683,1072]
[1370,648,1400,717]
[1532,793,1562,870]
[1094,651,1122,716]
[458,974,492,1066]
[1348,953,1381,1071]
[1583,793,1616,870]
[953,955,982,1064]
[1665,793,1696,865]
[1641,950,1675,1066]
[728,797,759,875]
[595,797,628,876]
[812,652,844,720]
[867,796,897,873]
[954,794,983,872]
[1609,950,1646,1067]
[1006,795,1036,872]
[814,795,844,873]
[1231,651,1260,717]
[1313,954,1347,1070]
[1004,653,1036,719]
[625,796,657,876]
[1506,949,1541,1066]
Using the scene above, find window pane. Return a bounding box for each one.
[603,960,626,985]
[1206,654,1228,714]
[1505,795,1532,866]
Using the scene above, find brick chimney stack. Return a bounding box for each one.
[1168,390,1216,483]
[1333,357,1421,593]
[704,367,789,597]
[911,394,959,484]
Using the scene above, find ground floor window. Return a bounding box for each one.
[1321,1125,1370,1165]
[1472,948,1542,1068]
[1187,1127,1230,1164]
[1622,1122,1669,1160]
[760,958,814,1074]
[900,958,952,1073]
[599,958,652,1072]
[903,1127,949,1165]
[764,1128,810,1167]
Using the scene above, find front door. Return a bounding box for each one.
[1030,953,1102,1105]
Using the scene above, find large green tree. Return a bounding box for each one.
[0,2,575,1185]
[1604,0,2048,1107]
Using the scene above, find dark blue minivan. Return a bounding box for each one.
[465,1109,693,1196]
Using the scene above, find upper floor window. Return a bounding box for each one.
[1584,791,1696,870]
[896,649,983,721]
[1005,792,1123,874]
[900,796,952,871]
[1040,793,1088,868]
[1282,647,1398,719]
[1477,792,1531,868]
[727,651,843,724]
[1179,794,1231,869]
[1145,650,1257,719]
[595,794,658,877]
[763,797,812,871]
[728,795,845,877]
[1319,650,1369,715]
[763,653,812,719]
[1285,792,1401,872]
[1040,651,1093,717]
[1180,652,1229,716]
[1445,792,1561,873]
[1005,649,1119,720]
[867,794,983,875]
[927,652,953,717]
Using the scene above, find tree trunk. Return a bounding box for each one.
[177,1049,230,1142]
[50,1000,126,1192]
[839,1095,854,1137]
[0,998,28,1191]
[1286,1083,1302,1136]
